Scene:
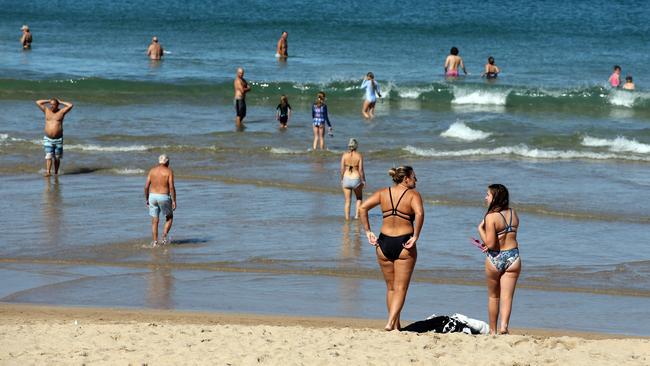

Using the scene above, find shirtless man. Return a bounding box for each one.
[35,98,74,176]
[21,25,32,49]
[444,47,467,77]
[275,31,288,58]
[144,154,176,246]
[147,36,164,60]
[234,67,251,129]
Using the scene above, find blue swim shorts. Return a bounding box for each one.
[148,193,173,218]
[43,136,63,159]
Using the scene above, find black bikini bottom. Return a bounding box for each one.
[377,233,413,261]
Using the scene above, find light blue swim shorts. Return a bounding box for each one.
[148,193,173,218]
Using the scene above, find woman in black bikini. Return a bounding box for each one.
[359,166,424,331]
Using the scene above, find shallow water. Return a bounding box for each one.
[1,0,650,335]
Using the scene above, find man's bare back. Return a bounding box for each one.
[147,165,174,195]
[36,99,73,139]
[147,37,164,60]
[276,31,288,57]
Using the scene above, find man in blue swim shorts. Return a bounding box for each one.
[144,154,177,246]
[35,98,74,176]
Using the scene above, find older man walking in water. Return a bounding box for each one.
[147,36,164,60]
[234,67,251,129]
[144,154,177,246]
[35,98,74,176]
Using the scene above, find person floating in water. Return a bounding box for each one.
[35,98,74,176]
[275,31,288,58]
[476,184,521,335]
[481,56,500,79]
[234,67,251,130]
[276,95,292,128]
[144,154,177,247]
[608,65,621,88]
[359,166,424,331]
[147,36,164,60]
[444,47,467,77]
[20,25,32,49]
[622,75,635,90]
[361,72,382,119]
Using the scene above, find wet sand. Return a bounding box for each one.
[1,303,648,365]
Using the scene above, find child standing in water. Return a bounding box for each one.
[608,65,621,88]
[276,95,292,128]
[623,76,635,90]
[481,56,500,79]
[312,95,332,150]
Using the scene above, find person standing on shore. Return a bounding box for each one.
[35,98,74,176]
[360,166,424,331]
[21,25,32,49]
[275,31,288,58]
[234,67,251,130]
[340,138,365,220]
[147,36,164,60]
[144,154,176,247]
[476,184,521,335]
[444,47,467,77]
[361,72,382,119]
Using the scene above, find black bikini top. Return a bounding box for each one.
[382,187,415,223]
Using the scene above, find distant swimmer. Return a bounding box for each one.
[481,56,500,79]
[276,95,292,128]
[340,138,365,220]
[147,36,164,60]
[444,47,467,77]
[476,184,521,335]
[608,65,621,88]
[21,25,32,49]
[361,72,382,119]
[144,154,176,247]
[359,166,424,331]
[275,31,288,58]
[35,98,74,176]
[623,75,635,90]
[312,95,332,150]
[234,67,251,129]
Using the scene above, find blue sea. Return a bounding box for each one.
[1,0,649,335]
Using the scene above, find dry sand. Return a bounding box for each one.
[1,303,648,365]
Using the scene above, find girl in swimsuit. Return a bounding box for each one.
[361,72,382,119]
[340,138,366,220]
[359,166,424,331]
[311,96,331,150]
[482,56,500,80]
[476,184,521,335]
[276,95,292,128]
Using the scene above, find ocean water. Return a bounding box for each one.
[1,0,650,335]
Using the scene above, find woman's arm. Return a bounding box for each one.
[323,105,332,128]
[340,154,346,180]
[478,213,498,250]
[403,191,424,248]
[359,189,383,245]
[359,154,366,185]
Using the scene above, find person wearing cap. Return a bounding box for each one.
[35,98,74,176]
[21,25,32,49]
[340,138,366,220]
[144,154,176,246]
[146,36,164,60]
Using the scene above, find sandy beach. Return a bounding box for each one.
[1,303,648,365]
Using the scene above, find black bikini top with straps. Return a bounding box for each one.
[382,187,415,223]
[496,208,517,236]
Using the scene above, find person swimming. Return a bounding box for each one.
[608,65,621,88]
[444,47,467,77]
[359,166,424,331]
[482,56,500,79]
[476,184,521,335]
[623,75,635,90]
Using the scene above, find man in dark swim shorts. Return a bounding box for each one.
[233,67,251,129]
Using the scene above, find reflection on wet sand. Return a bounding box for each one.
[42,176,62,246]
[146,248,173,309]
[338,222,362,314]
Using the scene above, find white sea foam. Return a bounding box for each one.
[582,136,650,154]
[111,168,145,175]
[395,85,434,99]
[440,122,491,141]
[67,144,152,152]
[451,86,509,105]
[403,145,650,161]
[269,147,306,154]
[608,90,637,107]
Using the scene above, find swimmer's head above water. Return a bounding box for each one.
[488,56,495,65]
[450,47,459,56]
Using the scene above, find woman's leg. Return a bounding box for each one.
[368,101,377,118]
[498,258,521,334]
[319,125,325,150]
[386,247,417,330]
[362,100,371,118]
[353,185,363,219]
[342,187,352,220]
[312,125,319,150]
[376,248,396,330]
[485,258,501,335]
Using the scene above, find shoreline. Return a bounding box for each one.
[1,303,649,365]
